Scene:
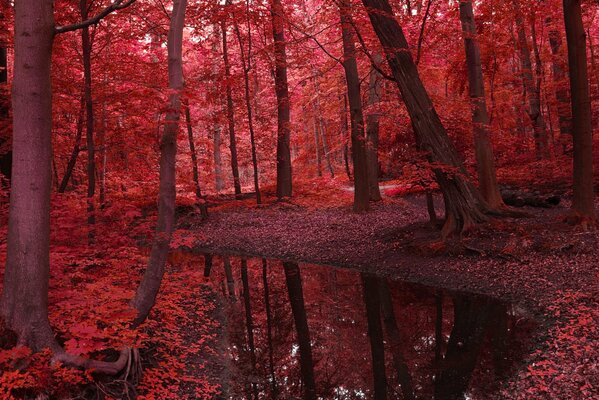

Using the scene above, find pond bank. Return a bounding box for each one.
[178,195,599,399]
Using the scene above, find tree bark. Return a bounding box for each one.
[341,93,352,180]
[211,25,225,193]
[361,0,489,236]
[514,0,550,159]
[366,55,383,202]
[0,0,57,351]
[220,15,242,197]
[283,262,317,400]
[58,96,86,193]
[547,19,572,151]
[81,0,96,240]
[241,259,259,400]
[262,259,278,398]
[0,37,10,180]
[271,0,292,199]
[340,0,370,212]
[563,0,596,225]
[131,0,187,326]
[184,103,208,218]
[361,273,387,400]
[459,0,504,208]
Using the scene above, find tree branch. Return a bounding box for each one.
[55,0,137,34]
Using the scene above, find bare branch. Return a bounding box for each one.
[55,0,137,35]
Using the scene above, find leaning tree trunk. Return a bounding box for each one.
[283,262,317,400]
[361,0,489,236]
[340,0,370,212]
[514,0,550,159]
[131,0,187,326]
[563,0,596,226]
[366,54,383,202]
[0,0,58,351]
[459,0,504,208]
[81,0,97,241]
[220,14,242,198]
[271,0,292,199]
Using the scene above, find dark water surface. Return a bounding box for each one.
[171,252,537,400]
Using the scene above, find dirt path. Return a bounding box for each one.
[177,195,598,399]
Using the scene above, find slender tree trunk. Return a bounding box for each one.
[224,256,236,299]
[313,112,323,177]
[241,259,259,400]
[220,16,242,197]
[514,0,550,159]
[366,55,383,202]
[262,259,278,398]
[459,0,504,208]
[233,18,262,204]
[341,93,352,180]
[99,90,107,207]
[340,0,369,212]
[563,0,596,225]
[131,0,187,326]
[203,254,213,277]
[547,19,572,151]
[0,0,57,350]
[59,96,85,193]
[361,0,489,236]
[184,103,208,218]
[271,0,292,199]
[81,0,96,240]
[361,273,387,400]
[283,262,317,400]
[378,279,414,400]
[211,25,225,193]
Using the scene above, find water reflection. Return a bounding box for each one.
[172,252,536,400]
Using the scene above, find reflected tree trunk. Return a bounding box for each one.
[434,296,492,400]
[241,259,259,399]
[378,279,414,400]
[203,254,213,277]
[283,262,317,400]
[361,273,387,400]
[224,256,236,300]
[262,259,278,398]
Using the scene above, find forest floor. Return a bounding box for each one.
[177,178,599,400]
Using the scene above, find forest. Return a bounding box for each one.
[0,0,597,398]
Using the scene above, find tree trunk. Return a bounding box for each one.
[262,259,278,398]
[340,0,370,212]
[366,55,383,202]
[361,273,387,400]
[211,25,225,193]
[0,40,11,180]
[547,20,572,151]
[81,0,96,240]
[341,93,352,180]
[514,0,550,159]
[313,112,323,177]
[434,296,492,400]
[459,0,504,208]
[131,0,187,326]
[241,259,259,399]
[233,19,262,204]
[283,262,317,400]
[378,279,414,400]
[220,16,242,197]
[59,96,86,193]
[563,0,596,225]
[271,0,292,199]
[361,0,489,236]
[0,0,58,351]
[184,103,208,218]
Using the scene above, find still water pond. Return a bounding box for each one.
[172,252,536,400]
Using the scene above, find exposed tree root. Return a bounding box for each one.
[564,212,598,230]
